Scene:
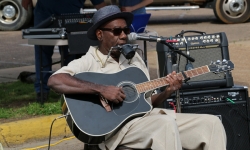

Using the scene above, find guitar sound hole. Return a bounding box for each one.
[122,85,137,103]
[112,81,140,116]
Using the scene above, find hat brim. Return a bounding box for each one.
[87,12,134,40]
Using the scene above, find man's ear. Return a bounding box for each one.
[96,29,103,41]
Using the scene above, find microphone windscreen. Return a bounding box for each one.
[127,32,137,41]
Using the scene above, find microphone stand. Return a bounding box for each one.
[172,64,181,113]
[163,42,195,63]
[161,41,195,113]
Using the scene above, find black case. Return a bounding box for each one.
[22,28,67,39]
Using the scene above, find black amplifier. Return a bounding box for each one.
[164,85,250,150]
[165,85,248,108]
[157,31,234,90]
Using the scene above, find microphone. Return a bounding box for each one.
[111,44,139,59]
[128,32,178,43]
[119,44,135,59]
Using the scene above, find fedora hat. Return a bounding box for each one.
[87,5,134,40]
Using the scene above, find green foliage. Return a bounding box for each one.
[0,102,62,119]
[0,81,36,104]
[0,81,62,119]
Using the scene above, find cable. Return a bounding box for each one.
[135,48,144,59]
[130,24,136,33]
[21,114,71,150]
[169,102,176,113]
[226,98,235,104]
[47,114,68,150]
[21,136,75,150]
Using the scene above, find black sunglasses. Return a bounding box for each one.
[99,27,130,36]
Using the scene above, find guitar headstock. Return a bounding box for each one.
[208,59,234,74]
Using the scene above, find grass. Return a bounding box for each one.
[0,80,62,121]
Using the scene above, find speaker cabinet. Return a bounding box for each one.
[164,86,250,150]
[156,32,234,90]
[68,32,98,55]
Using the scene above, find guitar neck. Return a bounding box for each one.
[136,65,210,93]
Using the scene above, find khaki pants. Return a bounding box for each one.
[102,108,227,150]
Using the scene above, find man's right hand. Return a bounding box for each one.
[21,0,32,11]
[100,85,126,104]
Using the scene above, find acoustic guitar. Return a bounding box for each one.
[61,60,234,144]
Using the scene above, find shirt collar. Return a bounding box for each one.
[88,46,129,67]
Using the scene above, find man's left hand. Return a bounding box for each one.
[163,71,182,96]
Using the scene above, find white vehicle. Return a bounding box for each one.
[0,0,250,31]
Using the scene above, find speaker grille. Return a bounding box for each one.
[156,32,234,90]
[182,102,250,150]
[179,47,224,82]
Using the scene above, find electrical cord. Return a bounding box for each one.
[135,48,144,58]
[47,114,68,150]
[22,136,75,150]
[21,113,72,150]
[169,102,176,112]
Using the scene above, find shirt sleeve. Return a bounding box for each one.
[52,54,92,76]
[90,0,104,6]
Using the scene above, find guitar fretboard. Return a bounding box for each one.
[135,65,210,93]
